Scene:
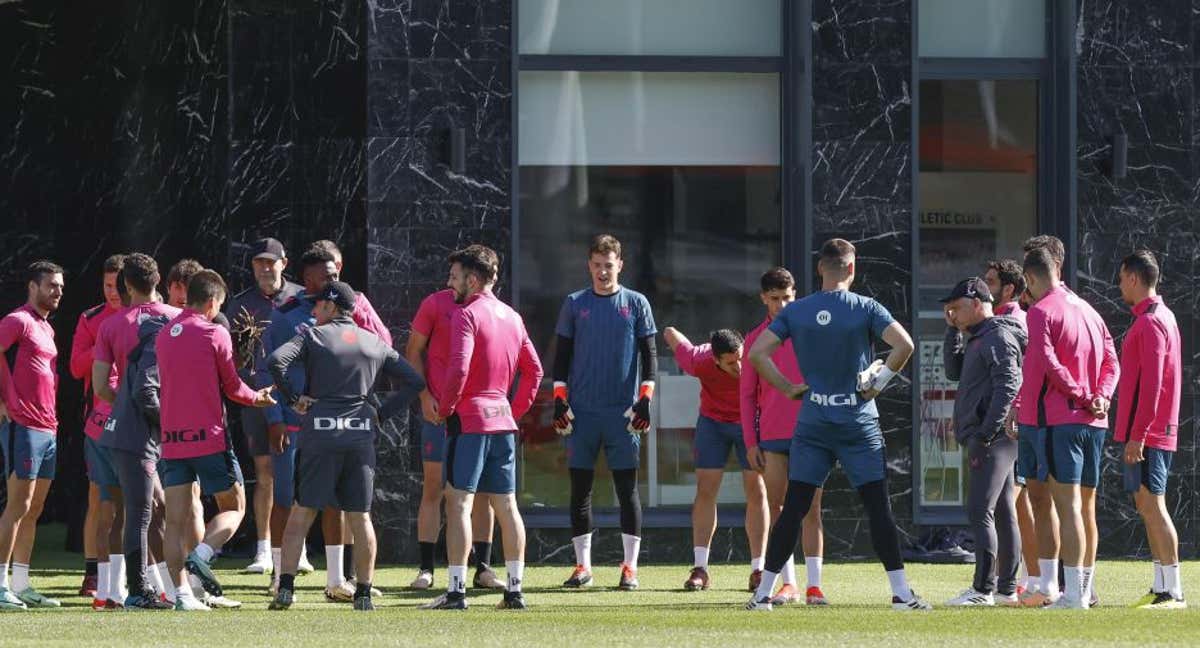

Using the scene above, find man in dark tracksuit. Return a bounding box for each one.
[941,277,1026,606]
[266,282,425,612]
[99,314,173,609]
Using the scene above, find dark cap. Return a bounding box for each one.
[315,281,356,311]
[939,277,994,304]
[251,237,286,261]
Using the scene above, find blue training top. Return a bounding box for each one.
[555,287,656,412]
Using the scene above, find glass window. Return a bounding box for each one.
[519,0,781,57]
[918,0,1046,58]
[917,79,1037,511]
[517,72,781,509]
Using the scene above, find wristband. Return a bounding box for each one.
[553,381,568,401]
[638,381,655,400]
[871,366,897,392]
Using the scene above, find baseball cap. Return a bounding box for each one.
[315,281,356,311]
[251,237,286,261]
[939,277,994,303]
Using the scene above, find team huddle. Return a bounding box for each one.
[0,231,1185,613]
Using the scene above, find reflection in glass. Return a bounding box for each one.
[918,0,1046,58]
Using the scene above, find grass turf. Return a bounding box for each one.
[2,526,1196,647]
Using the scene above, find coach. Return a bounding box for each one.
[941,277,1026,606]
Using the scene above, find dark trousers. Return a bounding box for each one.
[966,435,1020,595]
[111,448,159,594]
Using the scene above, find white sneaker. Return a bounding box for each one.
[202,593,243,609]
[410,570,434,590]
[173,595,210,612]
[243,553,272,574]
[946,588,995,607]
[297,554,315,575]
[995,592,1021,607]
[745,596,773,611]
[892,591,933,611]
[325,581,355,602]
[1047,595,1088,610]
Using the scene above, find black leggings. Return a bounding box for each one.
[765,479,903,573]
[112,448,163,594]
[569,468,642,537]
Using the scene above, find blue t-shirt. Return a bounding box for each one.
[556,287,656,412]
[768,290,896,425]
[258,294,316,426]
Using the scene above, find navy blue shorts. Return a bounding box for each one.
[445,417,516,495]
[1016,424,1043,482]
[294,441,375,512]
[758,438,791,455]
[84,436,119,498]
[160,447,244,495]
[789,419,885,488]
[272,431,297,505]
[241,406,271,457]
[693,414,749,470]
[565,409,640,471]
[1123,447,1173,496]
[2,422,56,480]
[420,420,446,463]
[1040,424,1106,488]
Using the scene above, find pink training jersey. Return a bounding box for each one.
[1114,296,1182,452]
[410,289,458,402]
[70,303,121,438]
[438,290,543,433]
[674,340,739,423]
[353,292,393,349]
[1017,284,1119,428]
[156,310,259,459]
[995,300,1027,327]
[0,304,59,432]
[95,302,182,383]
[740,318,804,448]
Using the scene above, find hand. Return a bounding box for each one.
[783,383,809,400]
[1124,439,1145,465]
[553,397,574,436]
[0,400,8,424]
[419,391,440,424]
[292,395,316,415]
[267,422,290,455]
[625,396,652,434]
[1004,409,1019,440]
[253,387,277,408]
[1089,396,1110,417]
[857,359,885,393]
[747,445,767,473]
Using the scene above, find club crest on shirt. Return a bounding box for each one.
[619,306,632,320]
[169,323,183,337]
[816,310,832,326]
[579,308,590,319]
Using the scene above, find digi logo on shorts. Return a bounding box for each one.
[163,428,208,443]
[816,310,832,326]
[313,417,371,431]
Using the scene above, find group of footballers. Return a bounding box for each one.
[0,228,1186,613]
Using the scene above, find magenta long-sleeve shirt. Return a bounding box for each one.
[740,317,804,448]
[156,310,259,459]
[1115,296,1181,451]
[437,291,543,434]
[1017,285,1119,428]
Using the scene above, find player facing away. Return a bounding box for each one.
[741,267,826,606]
[267,281,425,612]
[552,234,657,591]
[1020,246,1119,610]
[745,239,931,612]
[68,253,125,599]
[662,327,769,592]
[91,254,182,609]
[407,286,505,591]
[1114,251,1186,609]
[225,238,307,577]
[420,245,543,611]
[0,261,66,610]
[156,270,276,611]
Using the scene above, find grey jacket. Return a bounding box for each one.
[942,315,1027,444]
[99,314,170,458]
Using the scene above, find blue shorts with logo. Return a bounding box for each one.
[84,436,119,500]
[445,416,516,495]
[789,418,885,488]
[2,422,56,480]
[693,414,749,470]
[420,420,446,463]
[160,446,244,495]
[758,438,791,455]
[1123,447,1173,496]
[565,409,640,471]
[1038,424,1106,488]
[1016,424,1044,482]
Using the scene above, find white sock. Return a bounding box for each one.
[1082,566,1095,602]
[694,546,710,569]
[448,565,467,594]
[749,556,764,572]
[326,545,345,588]
[805,556,823,588]
[272,548,282,578]
[146,562,165,596]
[506,560,524,592]
[96,562,110,601]
[300,543,310,564]
[1039,558,1058,593]
[1063,566,1083,604]
[193,542,216,563]
[781,555,797,585]
[256,539,270,558]
[155,563,176,601]
[1152,560,1163,592]
[886,568,912,601]
[1018,560,1029,590]
[176,578,195,600]
[0,563,7,590]
[110,553,126,600]
[754,569,779,601]
[1162,563,1183,599]
[621,533,640,570]
[572,533,592,570]
[11,563,30,592]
